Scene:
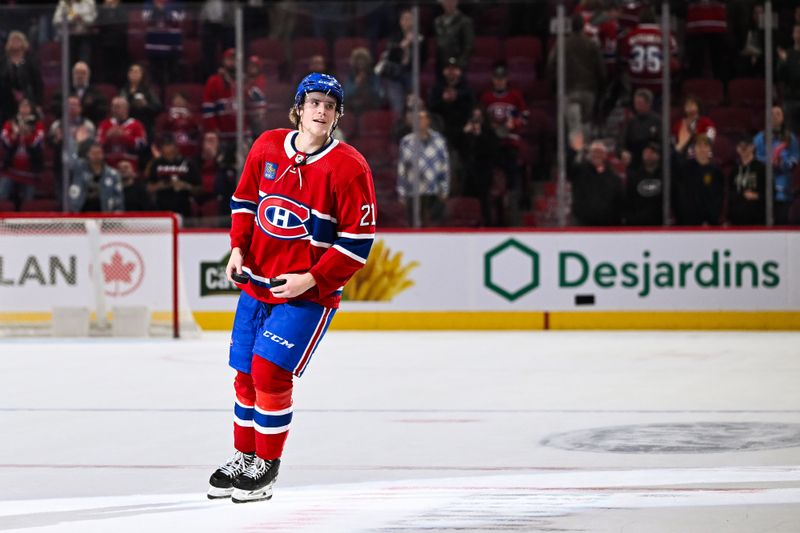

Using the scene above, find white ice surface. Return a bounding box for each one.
[1,331,799,532]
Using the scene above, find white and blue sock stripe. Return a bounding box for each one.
[253,405,293,435]
[234,400,254,428]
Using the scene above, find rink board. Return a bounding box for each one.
[182,228,800,330]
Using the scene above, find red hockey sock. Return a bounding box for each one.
[233,371,256,453]
[251,356,294,460]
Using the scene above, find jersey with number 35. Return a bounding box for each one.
[229,128,376,309]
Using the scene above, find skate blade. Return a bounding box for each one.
[207,486,233,499]
[231,487,274,504]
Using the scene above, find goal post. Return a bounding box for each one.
[0,212,199,338]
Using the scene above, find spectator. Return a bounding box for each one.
[430,56,475,153]
[199,0,234,79]
[567,137,624,226]
[120,63,162,140]
[155,91,201,158]
[397,109,450,226]
[777,24,800,132]
[460,106,500,225]
[728,136,767,226]
[754,104,799,224]
[0,99,45,208]
[202,48,238,146]
[117,160,150,211]
[142,0,185,92]
[308,54,328,75]
[52,0,97,63]
[94,0,129,86]
[620,88,661,171]
[434,0,474,73]
[547,14,606,141]
[391,93,444,143]
[146,134,201,219]
[674,134,724,226]
[738,4,766,78]
[48,95,96,191]
[685,0,729,81]
[672,95,716,159]
[97,96,148,169]
[625,142,664,226]
[343,47,384,115]
[0,31,43,123]
[618,7,678,99]
[375,8,427,115]
[245,55,268,137]
[195,130,236,214]
[52,61,109,126]
[67,142,123,212]
[479,62,528,204]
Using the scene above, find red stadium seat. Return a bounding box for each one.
[444,196,483,227]
[19,199,59,212]
[713,134,737,167]
[525,79,554,107]
[94,83,119,103]
[707,106,756,136]
[504,36,543,64]
[0,199,16,213]
[291,38,329,65]
[265,109,292,130]
[376,199,408,228]
[471,36,502,62]
[335,112,358,140]
[357,110,397,138]
[333,37,371,63]
[681,78,724,108]
[264,82,293,111]
[728,78,766,108]
[350,137,397,170]
[165,83,205,109]
[250,37,286,66]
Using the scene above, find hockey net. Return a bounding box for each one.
[0,212,200,338]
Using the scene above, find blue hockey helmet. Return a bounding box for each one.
[294,72,344,115]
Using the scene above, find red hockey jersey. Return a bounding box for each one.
[97,117,147,168]
[202,71,238,141]
[686,1,727,34]
[230,129,376,309]
[479,88,528,147]
[619,23,678,92]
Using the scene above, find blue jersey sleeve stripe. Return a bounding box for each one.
[335,238,373,261]
[230,198,257,214]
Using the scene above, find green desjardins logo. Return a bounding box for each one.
[483,239,780,302]
[200,251,239,296]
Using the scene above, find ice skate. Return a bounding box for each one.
[231,457,281,503]
[207,451,254,499]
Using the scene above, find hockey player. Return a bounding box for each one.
[207,73,376,503]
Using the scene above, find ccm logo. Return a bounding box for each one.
[257,195,310,239]
[263,330,295,349]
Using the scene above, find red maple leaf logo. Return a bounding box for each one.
[103,251,135,284]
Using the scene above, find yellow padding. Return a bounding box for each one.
[192,311,545,331]
[548,311,800,330]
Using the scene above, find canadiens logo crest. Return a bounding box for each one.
[263,161,278,180]
[256,195,311,239]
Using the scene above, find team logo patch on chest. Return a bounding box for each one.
[256,195,311,239]
[263,161,278,180]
